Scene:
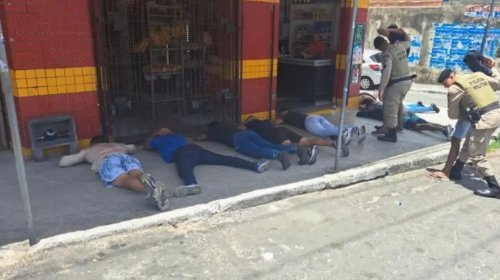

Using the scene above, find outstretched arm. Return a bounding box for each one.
[125,144,138,154]
[193,134,208,141]
[59,150,86,167]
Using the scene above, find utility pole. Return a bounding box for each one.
[481,0,496,54]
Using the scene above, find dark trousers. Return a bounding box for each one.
[234,130,295,159]
[172,144,258,185]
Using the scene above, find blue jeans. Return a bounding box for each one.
[404,103,434,113]
[451,118,472,139]
[172,144,258,185]
[304,115,353,137]
[234,130,295,159]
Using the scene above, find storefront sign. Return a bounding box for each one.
[351,24,364,84]
[464,5,500,20]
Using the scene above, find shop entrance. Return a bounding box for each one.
[277,0,340,110]
[94,0,241,142]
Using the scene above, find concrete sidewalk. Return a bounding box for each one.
[410,83,447,95]
[0,108,454,246]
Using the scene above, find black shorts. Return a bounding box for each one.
[404,118,427,130]
[265,127,303,144]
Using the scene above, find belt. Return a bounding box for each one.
[387,74,417,88]
[479,102,500,115]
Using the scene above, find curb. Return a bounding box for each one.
[2,143,450,253]
[409,88,446,95]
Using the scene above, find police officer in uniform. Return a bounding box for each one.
[437,64,500,198]
[429,53,494,181]
[373,27,413,142]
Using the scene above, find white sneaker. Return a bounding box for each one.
[173,184,202,197]
[141,173,170,211]
[257,160,271,173]
[342,128,354,146]
[357,125,366,144]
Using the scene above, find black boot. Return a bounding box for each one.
[473,176,500,198]
[449,160,465,180]
[377,128,397,143]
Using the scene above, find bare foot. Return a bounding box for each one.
[427,170,449,180]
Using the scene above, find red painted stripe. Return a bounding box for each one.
[242,2,279,60]
[241,78,276,114]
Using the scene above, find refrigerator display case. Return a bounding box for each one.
[288,2,339,58]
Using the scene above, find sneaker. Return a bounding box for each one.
[332,141,350,157]
[340,144,350,157]
[372,128,387,136]
[173,184,202,197]
[357,125,366,144]
[141,173,170,211]
[257,160,271,173]
[297,145,311,165]
[307,145,319,165]
[153,183,170,211]
[342,128,353,146]
[278,151,291,170]
[443,124,453,141]
[431,103,440,113]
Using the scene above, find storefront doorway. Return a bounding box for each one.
[94,0,241,142]
[277,0,340,110]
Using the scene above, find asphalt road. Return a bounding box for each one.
[2,156,499,280]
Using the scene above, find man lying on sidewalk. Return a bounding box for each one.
[145,127,271,197]
[276,108,366,145]
[198,121,316,170]
[59,136,170,211]
[357,98,453,141]
[244,115,350,157]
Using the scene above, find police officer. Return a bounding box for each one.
[429,53,493,181]
[373,27,413,142]
[437,63,500,198]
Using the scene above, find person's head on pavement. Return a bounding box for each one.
[437,68,456,88]
[90,135,108,146]
[246,115,259,122]
[374,36,389,52]
[358,94,379,111]
[278,108,290,118]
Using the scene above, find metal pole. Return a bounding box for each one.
[0,21,38,245]
[268,3,276,119]
[332,0,359,171]
[481,0,496,54]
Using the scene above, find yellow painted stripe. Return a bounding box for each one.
[242,59,278,79]
[241,110,276,122]
[341,0,369,9]
[341,0,353,8]
[332,95,360,110]
[359,0,369,9]
[336,54,347,70]
[10,67,98,97]
[22,138,91,159]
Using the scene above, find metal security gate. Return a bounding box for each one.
[93,0,241,142]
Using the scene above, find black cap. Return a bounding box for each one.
[437,69,453,83]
